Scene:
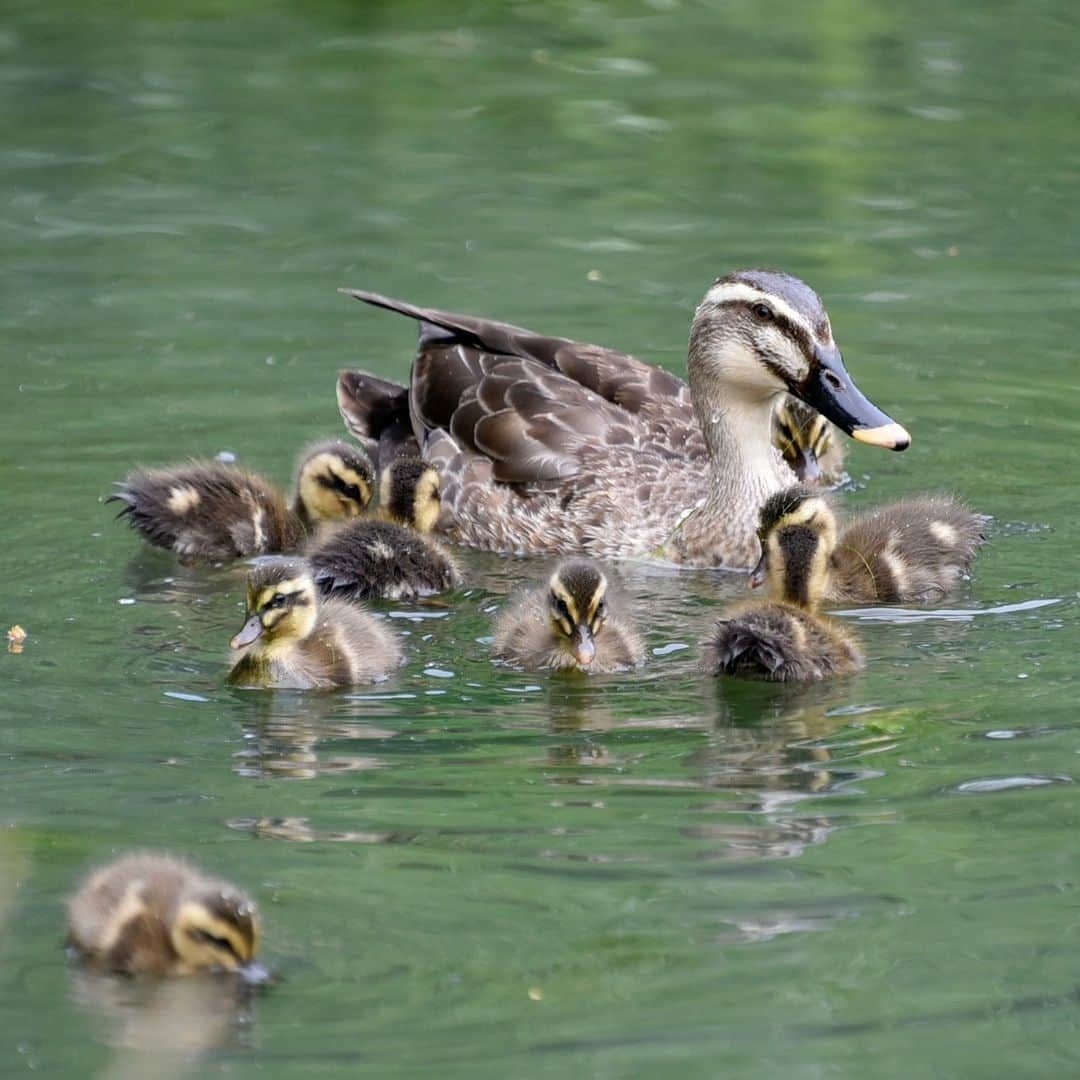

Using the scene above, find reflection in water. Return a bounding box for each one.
[232,692,395,781]
[68,969,257,1080]
[227,815,412,845]
[683,687,901,863]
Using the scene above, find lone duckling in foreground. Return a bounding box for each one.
[704,491,863,682]
[308,457,461,602]
[492,560,643,673]
[67,853,265,980]
[772,396,846,486]
[109,440,373,559]
[228,559,400,689]
[754,486,985,605]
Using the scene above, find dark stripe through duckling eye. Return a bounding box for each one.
[187,928,240,959]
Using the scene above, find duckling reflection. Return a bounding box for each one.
[680,689,869,861]
[69,967,256,1080]
[226,816,411,845]
[233,700,394,781]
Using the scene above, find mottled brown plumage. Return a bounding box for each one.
[109,440,373,559]
[338,271,909,569]
[68,853,263,979]
[772,396,846,487]
[308,459,461,602]
[704,489,863,682]
[228,559,401,689]
[492,560,643,673]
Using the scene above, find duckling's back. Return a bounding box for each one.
[111,463,300,558]
[68,854,190,972]
[309,519,460,601]
[830,495,985,604]
[703,602,863,682]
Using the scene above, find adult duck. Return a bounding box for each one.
[338,270,909,568]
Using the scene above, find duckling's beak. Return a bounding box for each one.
[230,616,264,649]
[797,343,910,451]
[794,446,822,485]
[749,551,767,589]
[570,624,596,666]
[237,960,272,986]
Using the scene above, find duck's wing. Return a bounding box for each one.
[341,290,705,471]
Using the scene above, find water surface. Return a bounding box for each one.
[3,1,1079,1076]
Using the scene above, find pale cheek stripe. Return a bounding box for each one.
[702,282,831,345]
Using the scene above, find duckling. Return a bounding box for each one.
[752,486,985,604]
[703,490,863,681]
[772,396,846,486]
[228,558,400,689]
[492,560,643,673]
[307,458,461,602]
[67,853,265,980]
[109,439,373,559]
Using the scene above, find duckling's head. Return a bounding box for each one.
[169,883,262,979]
[547,560,610,667]
[773,397,835,485]
[749,486,838,609]
[295,440,374,523]
[231,559,318,650]
[691,269,909,451]
[378,457,442,533]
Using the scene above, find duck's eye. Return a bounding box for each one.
[751,303,774,322]
[264,592,288,610]
[550,593,570,620]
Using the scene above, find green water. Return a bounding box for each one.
[3,1,1079,1075]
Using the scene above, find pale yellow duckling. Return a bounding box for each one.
[67,853,265,980]
[704,490,863,681]
[752,486,985,604]
[772,396,846,486]
[228,559,400,689]
[109,440,373,559]
[308,457,461,602]
[492,560,643,673]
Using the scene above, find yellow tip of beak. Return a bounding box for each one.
[851,422,911,451]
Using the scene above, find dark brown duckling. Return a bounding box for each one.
[492,559,643,673]
[228,558,400,689]
[704,491,863,682]
[307,458,461,602]
[752,486,985,604]
[67,853,265,980]
[109,440,373,559]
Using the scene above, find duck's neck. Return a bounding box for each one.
[668,356,793,569]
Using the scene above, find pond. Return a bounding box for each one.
[3,1,1078,1075]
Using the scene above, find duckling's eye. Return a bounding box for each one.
[550,593,570,620]
[342,483,363,502]
[264,592,288,610]
[751,303,774,322]
[188,929,239,958]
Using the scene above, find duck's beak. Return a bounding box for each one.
[230,616,263,650]
[794,446,822,484]
[796,343,910,451]
[570,624,596,667]
[748,551,767,589]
